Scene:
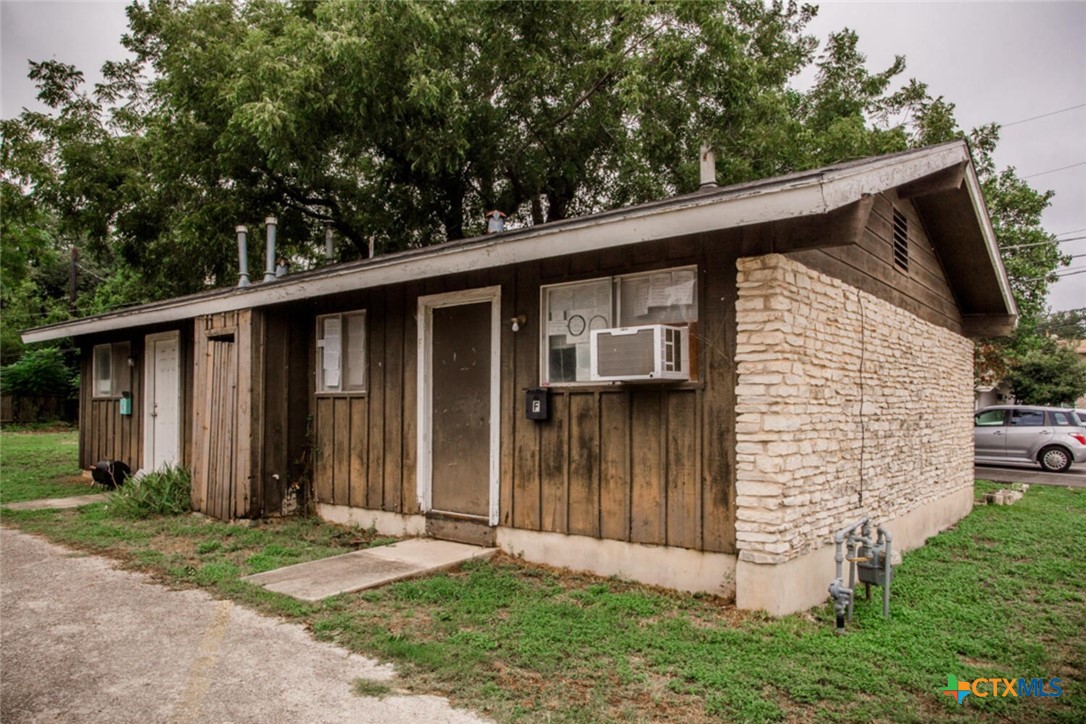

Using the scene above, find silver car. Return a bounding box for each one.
[974,405,1086,472]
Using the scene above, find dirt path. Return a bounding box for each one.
[0,527,486,723]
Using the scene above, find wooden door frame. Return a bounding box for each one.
[142,330,181,471]
[416,286,501,525]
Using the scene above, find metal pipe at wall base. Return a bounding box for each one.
[879,525,893,618]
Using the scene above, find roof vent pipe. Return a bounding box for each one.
[699,144,717,189]
[263,216,277,282]
[324,225,335,265]
[235,225,251,287]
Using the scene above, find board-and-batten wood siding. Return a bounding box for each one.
[789,191,964,334]
[257,310,312,515]
[311,234,740,554]
[80,338,137,470]
[312,283,414,515]
[78,326,195,473]
[191,310,258,520]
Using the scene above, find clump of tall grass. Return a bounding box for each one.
[109,465,191,518]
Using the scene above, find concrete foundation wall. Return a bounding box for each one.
[316,504,427,537]
[496,528,737,599]
[736,485,973,615]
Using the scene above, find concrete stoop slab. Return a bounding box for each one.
[3,493,109,511]
[242,538,496,601]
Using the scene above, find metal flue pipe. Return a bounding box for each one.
[699,144,717,189]
[235,225,251,287]
[324,225,335,265]
[263,216,278,282]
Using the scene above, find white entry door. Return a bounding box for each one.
[144,332,181,470]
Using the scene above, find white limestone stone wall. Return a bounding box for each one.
[734,254,974,565]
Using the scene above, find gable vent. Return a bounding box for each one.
[892,208,909,272]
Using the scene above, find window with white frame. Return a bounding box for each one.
[92,342,131,398]
[316,311,366,393]
[541,266,698,384]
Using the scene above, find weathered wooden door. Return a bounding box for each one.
[204,337,237,521]
[144,332,180,471]
[431,302,491,516]
[419,287,500,536]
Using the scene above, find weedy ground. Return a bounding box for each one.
[2,428,1083,722]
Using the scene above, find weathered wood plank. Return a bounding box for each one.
[383,287,404,512]
[701,245,736,553]
[630,389,665,545]
[349,396,368,508]
[401,283,419,514]
[367,293,386,509]
[314,397,334,504]
[511,263,541,530]
[540,390,569,534]
[233,312,251,518]
[599,391,631,541]
[332,396,351,506]
[190,326,206,512]
[261,314,286,515]
[79,348,90,468]
[666,391,698,549]
[567,392,600,538]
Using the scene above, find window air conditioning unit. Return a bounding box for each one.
[590,324,690,382]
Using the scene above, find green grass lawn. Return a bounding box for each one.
[0,426,91,503]
[2,429,1083,722]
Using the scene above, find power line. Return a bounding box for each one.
[1022,161,1086,180]
[1019,266,1086,282]
[1055,228,1086,238]
[1001,236,1085,250]
[1001,103,1086,128]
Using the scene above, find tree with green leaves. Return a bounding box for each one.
[1040,308,1086,341]
[0,0,1070,368]
[1004,342,1086,407]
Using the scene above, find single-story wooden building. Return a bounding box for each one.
[24,141,1015,615]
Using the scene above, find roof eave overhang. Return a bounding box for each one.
[22,143,991,344]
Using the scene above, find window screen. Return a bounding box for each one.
[93,345,113,397]
[317,311,366,393]
[541,266,697,384]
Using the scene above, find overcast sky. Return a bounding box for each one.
[2,0,1083,312]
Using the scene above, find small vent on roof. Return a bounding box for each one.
[892,208,909,272]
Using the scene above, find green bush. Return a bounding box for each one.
[109,465,192,519]
[1,347,75,397]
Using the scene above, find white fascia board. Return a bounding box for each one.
[21,144,973,344]
[817,143,969,211]
[23,184,826,343]
[963,163,1018,317]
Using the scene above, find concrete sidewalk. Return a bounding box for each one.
[2,493,108,510]
[243,538,497,601]
[0,527,486,723]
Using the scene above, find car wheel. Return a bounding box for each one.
[1038,446,1072,473]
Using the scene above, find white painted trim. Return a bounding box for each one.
[22,143,981,344]
[416,286,502,526]
[142,330,181,471]
[963,163,1018,317]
